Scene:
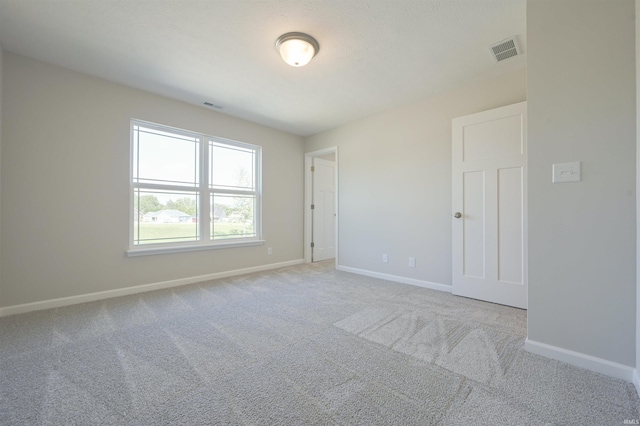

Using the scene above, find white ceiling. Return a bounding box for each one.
[0,0,526,136]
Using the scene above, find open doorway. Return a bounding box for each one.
[304,147,338,265]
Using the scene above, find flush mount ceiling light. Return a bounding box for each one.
[275,32,319,67]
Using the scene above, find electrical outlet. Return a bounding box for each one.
[382,254,388,263]
[409,257,415,267]
[267,247,273,255]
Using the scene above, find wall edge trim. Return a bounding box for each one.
[524,338,635,382]
[336,264,452,293]
[0,259,304,317]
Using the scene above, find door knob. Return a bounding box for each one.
[453,212,462,218]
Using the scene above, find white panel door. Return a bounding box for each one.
[452,102,527,309]
[312,158,336,262]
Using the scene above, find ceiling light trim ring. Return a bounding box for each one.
[275,32,320,67]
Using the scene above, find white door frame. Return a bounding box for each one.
[304,147,338,265]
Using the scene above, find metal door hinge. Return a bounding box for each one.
[311,166,315,172]
[311,204,315,210]
[311,242,315,248]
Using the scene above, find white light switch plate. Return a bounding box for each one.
[552,162,581,183]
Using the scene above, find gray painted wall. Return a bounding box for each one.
[305,69,526,287]
[0,47,3,308]
[637,0,640,383]
[528,0,636,367]
[1,53,304,307]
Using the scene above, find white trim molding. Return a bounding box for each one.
[633,369,640,396]
[0,259,303,318]
[127,239,265,257]
[304,147,338,267]
[337,265,452,293]
[525,338,635,382]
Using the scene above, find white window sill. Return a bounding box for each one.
[126,239,265,257]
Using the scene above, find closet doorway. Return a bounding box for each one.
[304,147,338,264]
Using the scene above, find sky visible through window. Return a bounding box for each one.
[134,126,255,206]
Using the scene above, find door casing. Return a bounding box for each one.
[304,147,338,265]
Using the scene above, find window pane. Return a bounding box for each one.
[130,120,262,250]
[134,125,200,187]
[211,194,256,239]
[210,142,255,190]
[134,189,199,245]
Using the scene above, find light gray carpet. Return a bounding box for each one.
[1,261,639,425]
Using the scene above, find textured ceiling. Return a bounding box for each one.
[0,0,526,136]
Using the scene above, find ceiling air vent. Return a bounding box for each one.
[489,36,521,62]
[203,101,224,109]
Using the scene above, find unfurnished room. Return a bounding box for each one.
[1,0,640,424]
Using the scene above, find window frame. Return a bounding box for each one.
[127,120,263,257]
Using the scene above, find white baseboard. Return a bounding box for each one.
[633,369,640,396]
[336,265,451,293]
[525,338,635,382]
[0,259,304,318]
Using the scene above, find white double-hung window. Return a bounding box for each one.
[129,120,262,256]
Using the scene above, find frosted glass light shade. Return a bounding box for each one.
[279,39,314,66]
[275,32,319,67]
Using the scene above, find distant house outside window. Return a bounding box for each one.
[129,120,262,255]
